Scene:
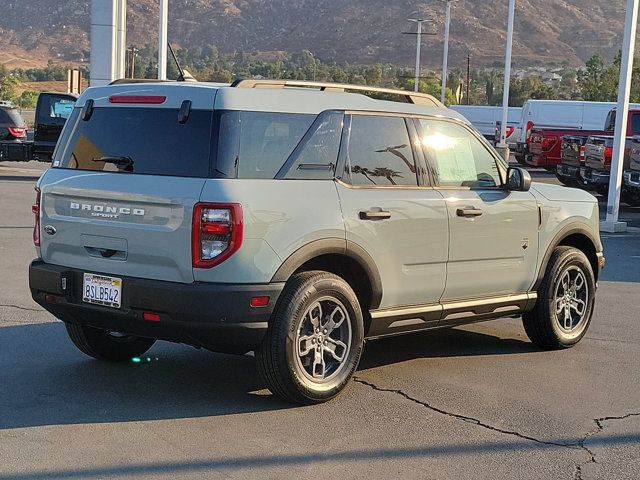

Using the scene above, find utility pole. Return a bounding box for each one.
[158,0,168,80]
[497,0,516,161]
[405,18,436,92]
[602,0,639,233]
[441,0,452,103]
[466,54,471,105]
[409,19,426,92]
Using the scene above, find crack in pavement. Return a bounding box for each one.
[353,377,577,449]
[353,377,639,480]
[574,413,640,480]
[0,303,43,312]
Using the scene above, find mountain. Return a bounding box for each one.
[0,0,631,69]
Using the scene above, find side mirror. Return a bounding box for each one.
[506,166,531,192]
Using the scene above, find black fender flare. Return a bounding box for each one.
[271,238,383,309]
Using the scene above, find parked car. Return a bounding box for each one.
[583,108,640,203]
[450,105,521,143]
[0,105,28,143]
[528,127,605,171]
[29,79,604,404]
[557,135,589,187]
[624,137,640,204]
[514,100,630,166]
[0,92,77,162]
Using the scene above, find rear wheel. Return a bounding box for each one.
[256,271,364,405]
[622,189,640,207]
[523,247,595,349]
[555,171,569,186]
[65,323,156,361]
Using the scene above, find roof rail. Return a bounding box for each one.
[109,78,176,85]
[230,79,445,108]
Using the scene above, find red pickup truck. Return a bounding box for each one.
[527,127,606,171]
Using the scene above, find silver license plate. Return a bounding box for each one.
[82,273,122,308]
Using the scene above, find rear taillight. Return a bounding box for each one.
[8,127,27,138]
[32,187,41,247]
[525,121,535,143]
[192,203,243,268]
[603,147,613,165]
[579,146,586,163]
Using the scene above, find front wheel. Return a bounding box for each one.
[256,271,365,405]
[523,247,596,349]
[65,323,156,361]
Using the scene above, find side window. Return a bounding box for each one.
[285,112,343,180]
[237,112,314,179]
[632,114,640,135]
[348,115,418,186]
[418,119,501,188]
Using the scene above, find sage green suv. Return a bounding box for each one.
[29,79,604,404]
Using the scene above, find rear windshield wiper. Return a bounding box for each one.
[92,156,134,171]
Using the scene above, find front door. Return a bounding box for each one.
[336,114,449,310]
[416,117,539,302]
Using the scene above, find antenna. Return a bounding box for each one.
[168,43,186,81]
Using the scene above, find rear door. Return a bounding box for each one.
[34,93,77,157]
[416,117,539,301]
[40,95,215,283]
[335,113,448,311]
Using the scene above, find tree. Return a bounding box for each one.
[0,75,19,101]
[577,54,619,101]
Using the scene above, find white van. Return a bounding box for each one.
[516,100,640,144]
[451,105,521,141]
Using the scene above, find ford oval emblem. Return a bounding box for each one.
[44,225,57,236]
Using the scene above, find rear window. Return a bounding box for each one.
[0,107,25,126]
[605,111,616,132]
[55,107,213,177]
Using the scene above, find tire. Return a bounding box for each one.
[555,172,569,186]
[622,190,640,207]
[594,184,608,196]
[523,246,596,350]
[256,271,365,405]
[65,323,156,361]
[515,155,528,166]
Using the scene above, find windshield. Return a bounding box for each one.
[54,107,213,177]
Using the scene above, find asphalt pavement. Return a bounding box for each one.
[0,162,638,479]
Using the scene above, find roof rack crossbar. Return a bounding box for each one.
[230,79,444,107]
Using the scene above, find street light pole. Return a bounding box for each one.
[441,0,452,104]
[497,0,516,160]
[158,0,168,80]
[602,0,639,233]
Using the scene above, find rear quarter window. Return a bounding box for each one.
[236,112,314,179]
[55,107,213,178]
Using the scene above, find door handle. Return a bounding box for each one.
[359,209,392,220]
[456,206,483,217]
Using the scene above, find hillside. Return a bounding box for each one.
[0,0,631,69]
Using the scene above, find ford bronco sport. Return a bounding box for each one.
[29,79,604,404]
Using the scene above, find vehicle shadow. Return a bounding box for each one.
[358,325,538,371]
[0,321,538,430]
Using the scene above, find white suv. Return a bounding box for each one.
[29,79,604,404]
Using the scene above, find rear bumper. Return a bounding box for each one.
[29,260,284,354]
[581,167,610,185]
[557,164,583,179]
